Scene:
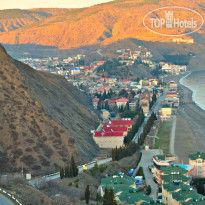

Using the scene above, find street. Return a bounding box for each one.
[133,87,168,143]
[133,150,163,200]
[29,158,112,187]
[0,194,14,205]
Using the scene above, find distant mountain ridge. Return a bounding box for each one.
[0,44,99,174]
[0,0,204,49]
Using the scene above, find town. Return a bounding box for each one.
[13,46,204,205]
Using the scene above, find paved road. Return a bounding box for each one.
[133,87,168,143]
[169,115,176,156]
[29,158,112,188]
[97,49,104,57]
[133,150,163,200]
[0,194,14,205]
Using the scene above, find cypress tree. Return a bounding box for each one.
[60,167,64,179]
[108,188,117,205]
[103,187,109,205]
[85,185,90,204]
[64,164,69,178]
[70,155,78,177]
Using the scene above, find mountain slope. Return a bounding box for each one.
[0,9,52,33]
[0,0,204,49]
[0,44,99,174]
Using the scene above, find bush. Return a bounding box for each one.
[74,178,79,183]
[99,165,107,173]
[75,184,78,188]
[68,182,72,186]
[146,185,151,195]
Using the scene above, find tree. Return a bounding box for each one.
[108,188,117,205]
[103,187,109,205]
[85,185,90,204]
[70,155,79,177]
[146,185,151,195]
[64,165,70,178]
[60,167,64,179]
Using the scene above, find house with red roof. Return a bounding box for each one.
[116,98,129,108]
[104,120,133,131]
[93,120,133,148]
[92,98,99,110]
[93,131,124,148]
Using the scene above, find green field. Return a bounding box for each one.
[155,121,172,154]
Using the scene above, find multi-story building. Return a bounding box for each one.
[189,152,205,177]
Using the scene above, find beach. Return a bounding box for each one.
[165,73,205,163]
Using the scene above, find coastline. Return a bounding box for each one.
[165,72,205,163]
[179,70,205,111]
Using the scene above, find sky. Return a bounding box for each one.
[0,0,113,10]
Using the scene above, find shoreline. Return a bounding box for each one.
[179,70,205,111]
[165,72,205,162]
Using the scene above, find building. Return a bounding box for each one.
[166,92,178,99]
[171,189,203,205]
[189,152,205,177]
[71,68,80,75]
[116,98,129,108]
[102,126,128,136]
[104,120,133,131]
[92,98,99,109]
[93,131,124,148]
[162,182,204,205]
[99,174,154,204]
[162,182,191,205]
[93,120,133,148]
[101,109,110,120]
[160,104,172,120]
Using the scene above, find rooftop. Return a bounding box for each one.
[161,174,190,184]
[161,166,188,175]
[163,182,191,192]
[94,131,124,137]
[172,189,204,202]
[100,175,154,204]
[189,152,205,160]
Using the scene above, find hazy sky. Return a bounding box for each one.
[1,0,113,10]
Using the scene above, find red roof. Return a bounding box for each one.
[104,120,133,126]
[102,126,128,132]
[94,131,124,137]
[119,79,129,82]
[116,98,129,103]
[92,98,100,102]
[166,92,177,95]
[108,99,116,104]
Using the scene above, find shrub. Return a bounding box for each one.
[68,182,72,186]
[146,185,151,195]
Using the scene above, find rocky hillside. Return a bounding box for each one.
[0,0,204,49]
[0,9,52,32]
[0,44,99,174]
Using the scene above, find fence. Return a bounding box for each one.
[0,188,22,205]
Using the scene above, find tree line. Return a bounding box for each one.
[138,112,157,146]
[60,155,79,179]
[124,105,145,144]
[112,141,139,161]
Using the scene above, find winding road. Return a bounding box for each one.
[0,194,14,205]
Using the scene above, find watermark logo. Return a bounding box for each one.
[143,6,204,36]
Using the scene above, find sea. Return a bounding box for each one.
[180,70,205,110]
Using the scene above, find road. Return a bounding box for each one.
[97,49,104,57]
[29,158,112,188]
[133,87,168,143]
[0,194,14,205]
[133,150,163,200]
